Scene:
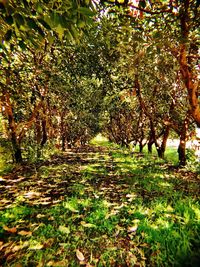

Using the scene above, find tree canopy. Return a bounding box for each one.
[0,0,200,165]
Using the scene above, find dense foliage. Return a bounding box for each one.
[0,0,199,165]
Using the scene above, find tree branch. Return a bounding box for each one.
[128,4,172,15]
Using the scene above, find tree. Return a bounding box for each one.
[100,0,200,126]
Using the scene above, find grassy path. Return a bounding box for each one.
[0,140,200,266]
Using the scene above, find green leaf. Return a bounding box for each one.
[78,7,95,16]
[70,25,78,39]
[77,19,85,28]
[55,24,65,40]
[50,11,60,27]
[47,33,55,45]
[0,43,8,53]
[36,2,43,13]
[65,29,74,41]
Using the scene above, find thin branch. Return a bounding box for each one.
[128,4,173,15]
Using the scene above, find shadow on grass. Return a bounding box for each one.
[0,144,200,266]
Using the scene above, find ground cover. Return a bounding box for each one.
[0,137,200,266]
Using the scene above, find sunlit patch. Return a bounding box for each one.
[155,218,171,228]
[159,182,172,187]
[192,205,200,220]
[0,134,199,266]
[126,193,137,202]
[24,191,41,199]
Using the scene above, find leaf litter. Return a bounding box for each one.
[0,144,199,266]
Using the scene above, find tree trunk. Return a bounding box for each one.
[178,119,188,166]
[139,142,145,153]
[179,44,200,127]
[148,139,154,153]
[2,88,23,163]
[178,140,186,166]
[11,134,22,163]
[61,135,66,151]
[157,126,170,159]
[40,119,47,147]
[179,1,200,126]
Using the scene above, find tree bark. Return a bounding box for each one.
[11,135,22,163]
[40,119,47,147]
[157,126,170,159]
[179,44,200,127]
[2,71,23,163]
[178,118,188,166]
[179,0,200,126]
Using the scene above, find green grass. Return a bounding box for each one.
[0,135,199,266]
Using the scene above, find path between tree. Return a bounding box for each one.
[0,144,200,266]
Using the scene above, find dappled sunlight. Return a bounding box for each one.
[0,142,200,266]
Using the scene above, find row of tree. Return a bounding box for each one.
[0,0,199,165]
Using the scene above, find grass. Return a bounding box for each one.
[0,135,199,266]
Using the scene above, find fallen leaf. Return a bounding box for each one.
[12,245,23,252]
[76,249,85,261]
[81,221,96,228]
[64,202,79,212]
[18,230,32,236]
[126,251,137,264]
[44,238,54,248]
[36,214,46,219]
[3,226,17,233]
[47,260,69,266]
[29,242,44,250]
[127,225,138,233]
[140,242,149,247]
[58,225,70,234]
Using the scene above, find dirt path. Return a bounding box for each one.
[0,145,199,211]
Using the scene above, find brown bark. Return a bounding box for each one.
[41,119,47,147]
[178,118,188,166]
[157,126,170,159]
[179,44,200,126]
[17,101,43,142]
[131,0,200,126]
[2,93,23,162]
[60,111,66,151]
[179,0,200,126]
[2,71,23,163]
